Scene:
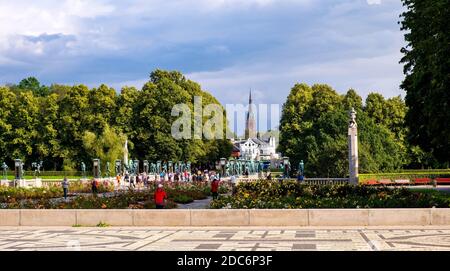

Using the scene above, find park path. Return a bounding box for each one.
[177,196,213,209]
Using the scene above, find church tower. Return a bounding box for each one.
[245,90,257,139]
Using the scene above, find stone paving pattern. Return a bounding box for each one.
[1,227,450,251]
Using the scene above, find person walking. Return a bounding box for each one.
[61,177,69,200]
[124,173,129,185]
[211,177,220,200]
[154,184,167,209]
[230,175,237,196]
[137,174,142,188]
[91,178,98,196]
[130,175,135,188]
[116,174,121,187]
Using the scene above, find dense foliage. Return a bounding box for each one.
[210,180,450,209]
[399,0,450,167]
[279,84,411,177]
[0,70,232,171]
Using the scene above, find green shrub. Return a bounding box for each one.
[210,180,450,209]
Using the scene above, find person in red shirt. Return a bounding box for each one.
[211,177,219,200]
[154,184,167,209]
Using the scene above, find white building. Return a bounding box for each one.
[232,90,279,161]
[233,137,278,161]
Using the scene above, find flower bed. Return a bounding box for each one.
[45,180,114,193]
[209,180,450,209]
[0,186,61,201]
[0,182,229,209]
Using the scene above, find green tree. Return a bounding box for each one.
[6,91,39,165]
[17,77,49,97]
[365,93,386,125]
[384,96,407,140]
[82,124,126,169]
[278,83,314,164]
[57,84,91,168]
[87,84,117,134]
[0,87,15,163]
[128,70,232,163]
[342,89,363,110]
[0,70,233,170]
[115,86,139,134]
[400,0,450,166]
[279,83,409,177]
[35,94,61,169]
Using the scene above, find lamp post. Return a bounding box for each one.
[220,158,226,178]
[93,159,100,179]
[14,159,23,187]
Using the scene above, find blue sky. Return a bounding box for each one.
[0,0,406,108]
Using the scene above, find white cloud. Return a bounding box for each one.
[0,0,116,54]
[367,0,382,5]
[0,0,406,109]
[187,51,405,106]
[65,0,115,18]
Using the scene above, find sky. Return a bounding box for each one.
[0,0,406,115]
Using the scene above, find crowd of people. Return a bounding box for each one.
[60,168,236,209]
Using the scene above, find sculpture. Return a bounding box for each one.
[128,160,133,174]
[32,161,43,178]
[156,161,161,174]
[115,160,121,176]
[298,160,304,176]
[349,107,357,128]
[348,107,359,184]
[81,162,86,179]
[1,162,8,180]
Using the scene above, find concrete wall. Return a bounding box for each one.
[1,209,449,226]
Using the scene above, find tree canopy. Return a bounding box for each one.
[0,70,232,171]
[279,84,411,177]
[400,0,450,167]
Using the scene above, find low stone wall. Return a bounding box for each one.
[0,209,449,227]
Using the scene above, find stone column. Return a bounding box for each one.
[348,108,359,185]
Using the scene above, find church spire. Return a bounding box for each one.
[245,89,257,139]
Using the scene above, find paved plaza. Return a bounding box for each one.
[1,226,450,251]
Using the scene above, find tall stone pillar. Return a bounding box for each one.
[348,108,359,185]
